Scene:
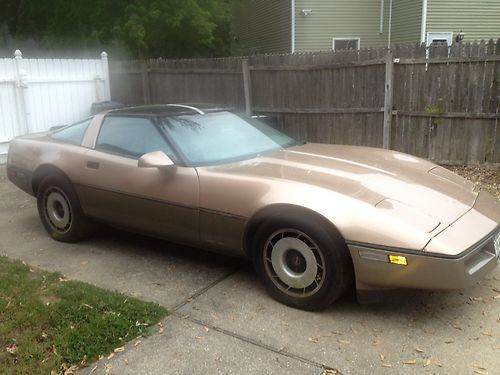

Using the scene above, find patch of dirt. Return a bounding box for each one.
[444,164,500,200]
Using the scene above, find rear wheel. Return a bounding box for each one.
[252,215,353,310]
[37,175,92,242]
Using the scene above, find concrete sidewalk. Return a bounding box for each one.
[1,166,499,375]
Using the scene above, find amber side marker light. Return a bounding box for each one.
[389,255,408,265]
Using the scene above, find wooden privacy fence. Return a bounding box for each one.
[109,40,500,164]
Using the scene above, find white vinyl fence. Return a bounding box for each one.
[0,50,110,162]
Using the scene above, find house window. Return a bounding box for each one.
[426,32,453,46]
[332,38,360,51]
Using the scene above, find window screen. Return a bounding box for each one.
[333,39,359,51]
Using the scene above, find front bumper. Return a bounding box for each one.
[349,228,500,292]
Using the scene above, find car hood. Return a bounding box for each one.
[213,143,477,233]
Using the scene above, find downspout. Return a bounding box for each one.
[421,0,428,44]
[380,0,384,34]
[291,0,296,53]
[387,0,392,47]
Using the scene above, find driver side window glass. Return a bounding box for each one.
[96,116,174,160]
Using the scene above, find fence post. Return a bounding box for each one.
[100,52,111,100]
[13,49,29,134]
[141,62,151,104]
[382,50,394,149]
[242,59,252,115]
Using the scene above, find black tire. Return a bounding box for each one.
[252,214,353,310]
[36,174,93,242]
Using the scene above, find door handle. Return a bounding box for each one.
[86,161,100,169]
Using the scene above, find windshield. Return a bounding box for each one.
[159,111,297,166]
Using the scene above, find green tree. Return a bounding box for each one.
[0,0,231,58]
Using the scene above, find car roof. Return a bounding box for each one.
[108,103,233,117]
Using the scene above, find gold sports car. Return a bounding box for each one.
[7,104,500,310]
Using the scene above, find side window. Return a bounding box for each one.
[332,38,360,51]
[95,116,174,160]
[51,118,91,145]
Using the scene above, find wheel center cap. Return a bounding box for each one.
[285,249,307,273]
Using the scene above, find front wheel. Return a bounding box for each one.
[37,175,92,242]
[252,216,353,310]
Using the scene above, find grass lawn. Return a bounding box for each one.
[0,256,167,374]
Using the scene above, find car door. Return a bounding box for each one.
[77,115,199,246]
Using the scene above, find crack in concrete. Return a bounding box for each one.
[171,312,339,373]
[170,263,246,312]
[167,264,340,374]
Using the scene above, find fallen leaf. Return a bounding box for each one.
[91,364,98,373]
[134,340,142,347]
[104,363,112,374]
[114,347,125,353]
[203,326,209,332]
[372,340,382,345]
[381,363,392,368]
[107,353,114,360]
[415,348,425,353]
[321,369,338,375]
[423,359,431,367]
[338,339,350,344]
[59,277,70,282]
[403,360,416,365]
[474,370,488,375]
[308,336,320,343]
[380,354,385,362]
[63,365,79,375]
[481,331,493,337]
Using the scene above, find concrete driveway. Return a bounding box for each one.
[1,165,499,375]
